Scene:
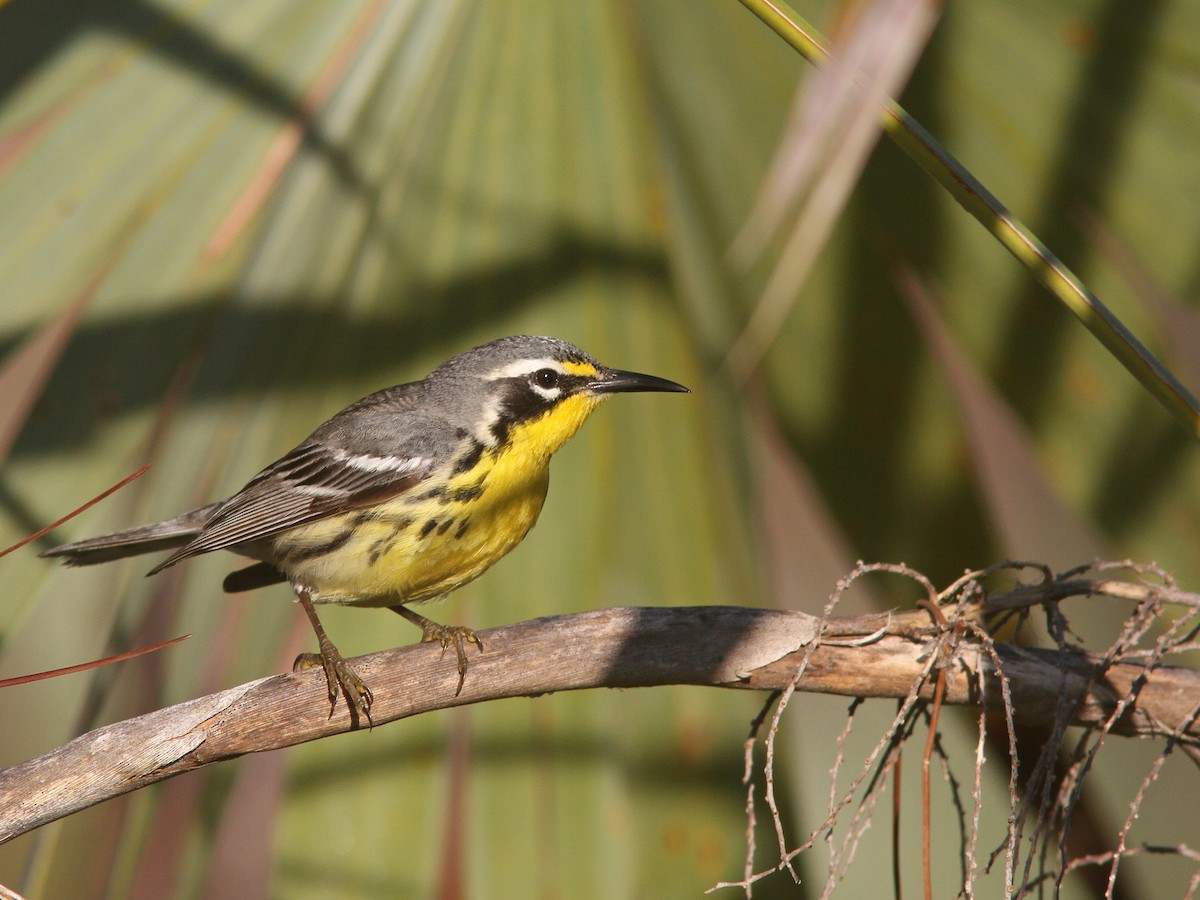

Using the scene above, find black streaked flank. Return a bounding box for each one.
[367,525,403,565]
[455,519,471,539]
[281,528,354,563]
[446,480,486,504]
[419,519,439,539]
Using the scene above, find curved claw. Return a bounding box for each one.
[294,649,374,726]
[420,624,483,696]
[390,604,483,696]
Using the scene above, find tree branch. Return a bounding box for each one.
[2,603,1198,844]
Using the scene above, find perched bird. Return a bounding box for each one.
[42,335,689,722]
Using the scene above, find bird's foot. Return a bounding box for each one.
[391,605,482,696]
[294,641,373,726]
[419,622,482,697]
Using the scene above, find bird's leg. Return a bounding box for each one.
[389,604,482,697]
[293,588,373,725]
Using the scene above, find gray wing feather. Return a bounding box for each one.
[147,404,460,573]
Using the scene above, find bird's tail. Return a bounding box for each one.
[40,501,223,567]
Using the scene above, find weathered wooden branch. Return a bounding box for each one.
[2,602,1197,844]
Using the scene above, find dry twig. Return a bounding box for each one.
[2,564,1199,900]
[714,562,1200,896]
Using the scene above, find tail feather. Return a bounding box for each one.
[40,501,223,567]
[223,561,287,593]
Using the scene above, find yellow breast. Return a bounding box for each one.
[270,392,604,606]
[276,470,545,606]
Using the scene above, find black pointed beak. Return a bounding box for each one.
[586,368,690,395]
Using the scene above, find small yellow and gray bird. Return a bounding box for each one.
[42,335,688,722]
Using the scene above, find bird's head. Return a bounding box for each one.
[431,335,689,459]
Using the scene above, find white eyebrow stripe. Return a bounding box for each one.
[485,357,562,380]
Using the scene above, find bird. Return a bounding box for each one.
[42,335,689,723]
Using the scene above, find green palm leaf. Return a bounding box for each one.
[2,1,1199,896]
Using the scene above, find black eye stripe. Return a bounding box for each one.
[488,371,594,445]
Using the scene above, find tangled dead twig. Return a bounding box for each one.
[715,559,1200,898]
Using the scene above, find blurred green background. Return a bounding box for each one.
[2,1,1199,897]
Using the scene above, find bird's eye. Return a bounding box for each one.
[533,368,559,389]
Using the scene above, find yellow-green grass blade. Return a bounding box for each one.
[738,0,1200,438]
